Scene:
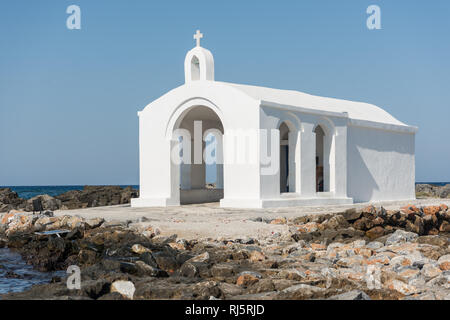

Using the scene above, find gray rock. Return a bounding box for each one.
[232,291,278,300]
[438,254,450,264]
[85,217,104,229]
[26,194,61,211]
[110,280,135,300]
[218,282,243,297]
[238,271,263,279]
[278,284,326,299]
[340,208,362,221]
[366,241,384,250]
[211,264,236,278]
[385,229,418,245]
[135,261,167,277]
[327,290,371,300]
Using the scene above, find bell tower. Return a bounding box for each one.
[184,30,215,83]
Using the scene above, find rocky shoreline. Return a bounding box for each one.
[0,186,139,213]
[0,203,449,300]
[416,184,450,199]
[1,184,448,214]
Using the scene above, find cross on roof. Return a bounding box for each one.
[193,30,203,47]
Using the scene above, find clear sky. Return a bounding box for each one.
[1,0,449,186]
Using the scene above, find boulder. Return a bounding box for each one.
[416,184,450,198]
[135,261,167,277]
[328,290,371,300]
[320,215,349,230]
[110,280,135,300]
[421,264,442,281]
[25,195,61,211]
[353,217,374,231]
[437,254,450,271]
[131,244,152,255]
[249,250,265,262]
[210,264,236,278]
[365,226,385,240]
[56,186,138,210]
[85,218,104,229]
[385,230,418,245]
[384,279,418,296]
[236,273,259,287]
[340,208,361,221]
[0,188,25,212]
[187,252,210,263]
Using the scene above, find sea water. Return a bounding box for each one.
[1,185,139,199]
[0,248,65,296]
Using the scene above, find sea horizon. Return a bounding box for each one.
[1,182,449,200]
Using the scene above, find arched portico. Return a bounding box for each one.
[169,103,225,204]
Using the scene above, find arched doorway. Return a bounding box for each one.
[279,122,290,193]
[173,105,224,204]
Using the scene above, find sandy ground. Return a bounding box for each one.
[54,198,450,240]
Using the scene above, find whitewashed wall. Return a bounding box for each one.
[347,125,416,202]
[132,82,261,207]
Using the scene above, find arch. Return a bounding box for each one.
[165,97,227,141]
[170,104,225,204]
[279,121,290,193]
[313,117,336,193]
[275,111,301,134]
[312,116,335,136]
[277,116,301,194]
[184,46,214,83]
[191,56,200,81]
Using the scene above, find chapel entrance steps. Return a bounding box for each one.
[180,188,224,205]
[279,191,337,199]
[260,192,353,208]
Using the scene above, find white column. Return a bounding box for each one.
[300,123,316,196]
[190,140,206,189]
[169,139,181,204]
[216,164,224,189]
[333,124,347,197]
[180,163,191,190]
[288,131,300,193]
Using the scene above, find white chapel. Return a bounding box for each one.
[131,31,417,209]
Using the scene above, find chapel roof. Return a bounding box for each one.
[217,81,409,128]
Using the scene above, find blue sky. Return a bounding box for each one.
[0,0,449,186]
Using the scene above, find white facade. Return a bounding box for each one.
[131,31,417,209]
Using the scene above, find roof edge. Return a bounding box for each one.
[260,100,417,134]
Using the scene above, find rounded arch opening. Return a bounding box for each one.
[314,125,326,192]
[172,105,224,204]
[191,55,200,81]
[279,121,295,193]
[313,122,334,193]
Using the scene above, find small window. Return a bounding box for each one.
[191,56,200,80]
